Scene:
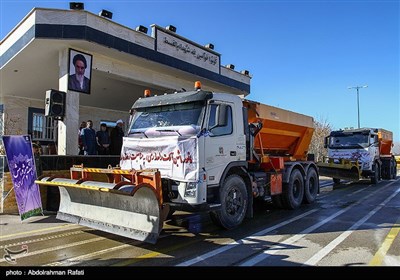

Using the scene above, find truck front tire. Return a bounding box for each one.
[210,175,248,230]
[371,163,381,184]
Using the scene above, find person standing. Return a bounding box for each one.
[32,143,42,177]
[110,119,124,155]
[96,123,111,155]
[78,121,86,155]
[81,120,97,155]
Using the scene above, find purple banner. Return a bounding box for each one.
[2,135,43,220]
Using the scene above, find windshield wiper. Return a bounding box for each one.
[155,129,182,136]
[129,131,148,138]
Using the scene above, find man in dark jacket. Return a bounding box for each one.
[110,119,124,155]
[96,123,111,155]
[81,120,97,155]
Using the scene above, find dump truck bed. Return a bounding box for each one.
[243,100,315,161]
[377,128,393,155]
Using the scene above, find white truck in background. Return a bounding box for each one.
[318,127,397,184]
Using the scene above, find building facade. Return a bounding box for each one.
[0,7,251,155]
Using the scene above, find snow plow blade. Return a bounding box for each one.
[317,158,361,182]
[36,167,165,244]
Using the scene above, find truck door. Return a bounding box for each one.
[203,101,237,186]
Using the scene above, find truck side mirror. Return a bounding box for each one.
[216,104,228,127]
[324,136,329,148]
[372,135,378,145]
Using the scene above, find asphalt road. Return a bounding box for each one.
[1,176,399,269]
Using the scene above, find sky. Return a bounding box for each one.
[1,0,399,141]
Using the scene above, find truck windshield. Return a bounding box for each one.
[128,101,205,137]
[329,133,369,149]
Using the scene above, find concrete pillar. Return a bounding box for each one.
[58,49,79,155]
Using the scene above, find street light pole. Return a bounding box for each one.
[348,85,368,128]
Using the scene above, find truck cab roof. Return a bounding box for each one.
[131,90,213,109]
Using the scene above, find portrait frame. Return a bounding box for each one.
[68,48,93,94]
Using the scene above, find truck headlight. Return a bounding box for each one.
[184,182,197,197]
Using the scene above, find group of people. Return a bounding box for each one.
[78,119,125,155]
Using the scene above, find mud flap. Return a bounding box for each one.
[38,178,162,244]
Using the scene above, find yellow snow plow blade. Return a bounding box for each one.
[35,166,165,244]
[317,158,361,182]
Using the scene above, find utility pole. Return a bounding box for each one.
[348,85,368,128]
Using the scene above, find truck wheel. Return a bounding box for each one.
[371,163,381,184]
[333,178,341,184]
[210,175,248,229]
[391,158,397,179]
[381,159,390,179]
[283,169,304,209]
[304,168,319,204]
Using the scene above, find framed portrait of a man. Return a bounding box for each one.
[68,49,92,94]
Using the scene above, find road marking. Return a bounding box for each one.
[320,182,333,187]
[318,182,368,199]
[0,236,105,264]
[45,242,137,266]
[0,224,78,240]
[239,180,397,266]
[112,238,201,266]
[0,229,94,250]
[369,217,400,266]
[176,209,319,266]
[178,180,376,266]
[305,183,400,266]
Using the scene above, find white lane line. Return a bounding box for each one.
[0,230,93,249]
[0,236,105,263]
[177,177,377,266]
[320,182,334,187]
[176,209,319,266]
[304,182,400,266]
[239,180,397,266]
[45,242,136,266]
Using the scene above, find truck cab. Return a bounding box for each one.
[321,127,397,183]
[325,128,379,173]
[123,86,247,212]
[123,82,318,230]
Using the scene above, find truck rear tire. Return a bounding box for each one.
[371,163,381,184]
[304,168,318,204]
[282,169,304,209]
[391,158,397,179]
[210,175,248,230]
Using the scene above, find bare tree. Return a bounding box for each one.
[393,142,400,155]
[309,117,333,162]
[0,112,23,155]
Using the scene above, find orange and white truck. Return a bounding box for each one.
[36,82,319,244]
[317,128,397,184]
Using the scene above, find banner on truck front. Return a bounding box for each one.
[2,135,43,220]
[120,136,198,181]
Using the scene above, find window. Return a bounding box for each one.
[208,104,233,136]
[28,108,57,142]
